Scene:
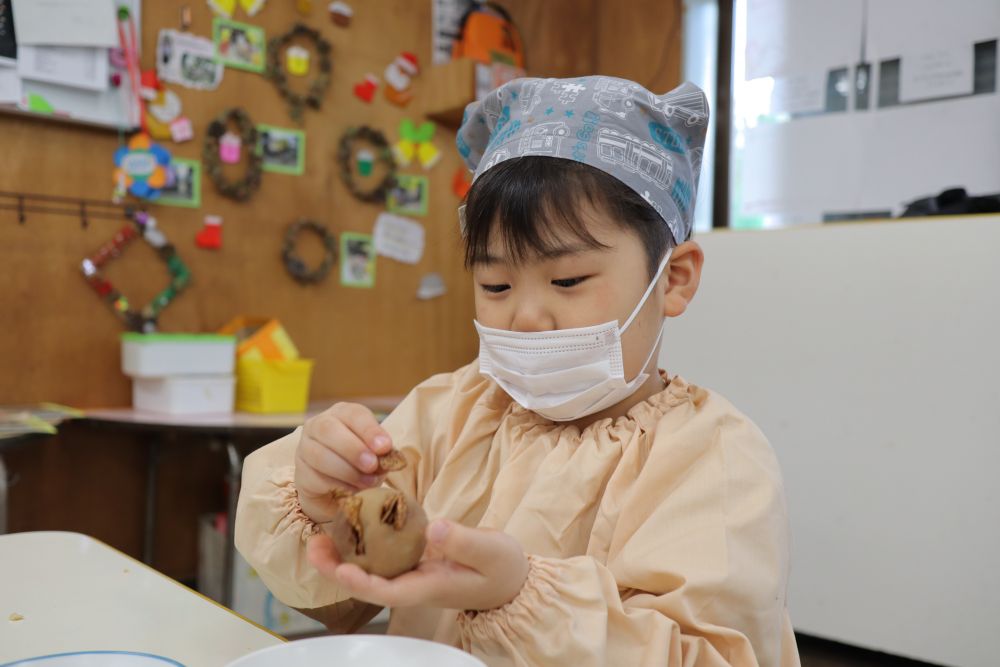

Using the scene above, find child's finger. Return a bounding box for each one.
[427,521,512,575]
[305,437,382,488]
[331,402,393,455]
[306,416,380,474]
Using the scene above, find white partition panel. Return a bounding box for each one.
[662,216,1000,667]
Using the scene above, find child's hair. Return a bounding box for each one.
[462,157,675,279]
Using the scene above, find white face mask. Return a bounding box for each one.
[475,249,672,422]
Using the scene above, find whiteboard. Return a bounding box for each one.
[0,0,140,131]
[661,216,1000,667]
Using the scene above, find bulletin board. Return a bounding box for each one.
[0,0,683,408]
[0,0,478,406]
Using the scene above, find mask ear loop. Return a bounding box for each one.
[457,204,468,237]
[620,247,674,334]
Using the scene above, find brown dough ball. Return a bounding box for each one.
[322,487,428,579]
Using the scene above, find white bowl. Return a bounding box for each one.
[1,652,183,666]
[226,635,486,667]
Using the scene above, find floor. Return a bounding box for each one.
[797,634,946,667]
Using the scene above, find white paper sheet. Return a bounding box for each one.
[866,0,1000,61]
[373,212,425,264]
[17,45,108,91]
[156,29,223,90]
[745,0,864,80]
[898,44,974,103]
[11,0,117,47]
[770,72,826,114]
[0,65,20,103]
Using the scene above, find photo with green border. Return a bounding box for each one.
[212,17,266,73]
[387,173,429,217]
[158,158,202,209]
[257,124,306,175]
[340,232,376,289]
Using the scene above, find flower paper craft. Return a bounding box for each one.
[393,118,440,170]
[113,133,172,200]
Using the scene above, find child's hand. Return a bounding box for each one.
[294,402,393,524]
[307,519,530,612]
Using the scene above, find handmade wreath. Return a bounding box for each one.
[267,23,332,123]
[337,126,397,203]
[80,210,192,332]
[203,108,262,202]
[282,219,336,284]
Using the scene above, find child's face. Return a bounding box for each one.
[472,203,703,380]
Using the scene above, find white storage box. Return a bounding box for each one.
[122,333,236,378]
[132,374,235,414]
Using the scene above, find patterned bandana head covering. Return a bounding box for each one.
[457,76,709,244]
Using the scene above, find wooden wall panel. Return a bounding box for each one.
[0,0,477,407]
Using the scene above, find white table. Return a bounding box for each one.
[0,531,282,666]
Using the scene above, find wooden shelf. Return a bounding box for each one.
[420,58,478,127]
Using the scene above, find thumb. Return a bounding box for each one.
[426,520,503,573]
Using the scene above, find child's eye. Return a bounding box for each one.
[551,276,589,288]
[480,283,511,294]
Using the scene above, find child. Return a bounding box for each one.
[236,76,800,667]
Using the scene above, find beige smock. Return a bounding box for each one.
[236,362,800,667]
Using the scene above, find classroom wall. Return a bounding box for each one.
[0,0,683,409]
[2,0,683,579]
[662,216,1000,667]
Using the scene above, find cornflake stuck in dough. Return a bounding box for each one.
[340,495,365,556]
[377,449,407,473]
[322,486,428,579]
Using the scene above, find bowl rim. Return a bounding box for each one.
[227,634,485,667]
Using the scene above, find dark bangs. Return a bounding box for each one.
[462,156,674,278]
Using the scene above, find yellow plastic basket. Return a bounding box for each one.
[236,358,314,414]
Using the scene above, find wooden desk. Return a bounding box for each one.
[83,398,401,608]
[0,531,281,666]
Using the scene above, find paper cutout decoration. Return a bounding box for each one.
[170,117,194,143]
[196,215,223,249]
[329,1,352,26]
[140,69,162,101]
[208,0,266,17]
[452,168,472,199]
[373,212,425,264]
[393,118,440,169]
[80,211,192,333]
[352,74,378,103]
[148,89,182,124]
[416,272,446,300]
[355,148,374,176]
[113,133,172,200]
[286,45,310,76]
[220,131,242,163]
[383,52,419,107]
[208,0,236,16]
[145,88,182,141]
